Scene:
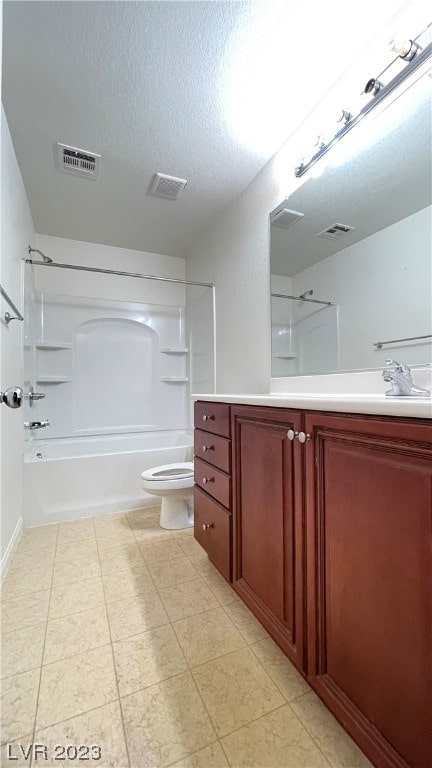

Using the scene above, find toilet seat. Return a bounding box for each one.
[141,462,194,482]
[140,461,194,530]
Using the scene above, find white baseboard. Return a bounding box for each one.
[0,516,23,585]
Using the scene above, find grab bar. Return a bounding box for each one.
[0,284,24,325]
[373,334,432,350]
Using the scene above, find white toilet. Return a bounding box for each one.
[140,462,194,530]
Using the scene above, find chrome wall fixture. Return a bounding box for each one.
[26,246,218,391]
[1,284,24,325]
[28,246,53,263]
[26,249,213,288]
[373,333,432,350]
[295,24,432,178]
[1,386,24,408]
[271,290,333,307]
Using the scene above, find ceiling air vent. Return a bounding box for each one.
[270,208,304,229]
[317,222,356,240]
[150,173,187,200]
[57,143,101,179]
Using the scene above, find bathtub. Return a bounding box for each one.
[23,431,193,527]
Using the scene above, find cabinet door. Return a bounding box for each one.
[232,406,304,670]
[305,412,432,768]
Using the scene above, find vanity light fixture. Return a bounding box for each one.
[294,23,432,178]
[389,35,419,61]
[364,77,383,95]
[337,109,352,124]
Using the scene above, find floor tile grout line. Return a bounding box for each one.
[163,740,227,768]
[10,517,295,765]
[94,520,132,768]
[173,553,331,754]
[31,521,117,739]
[29,521,60,766]
[218,738,232,768]
[162,581,291,765]
[24,699,122,741]
[96,521,235,766]
[163,603,226,763]
[6,517,368,767]
[286,699,335,767]
[216,699,290,742]
[41,640,113,670]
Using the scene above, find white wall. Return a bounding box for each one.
[185,135,302,393]
[34,234,185,305]
[1,106,35,569]
[291,206,432,372]
[185,2,429,394]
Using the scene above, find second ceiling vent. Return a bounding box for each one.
[151,173,187,200]
[317,222,356,240]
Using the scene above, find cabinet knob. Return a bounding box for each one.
[202,445,213,452]
[297,431,312,443]
[202,414,214,422]
[287,429,298,441]
[202,523,214,531]
[202,477,214,484]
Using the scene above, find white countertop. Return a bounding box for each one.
[190,393,432,418]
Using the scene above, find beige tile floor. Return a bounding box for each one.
[0,507,372,768]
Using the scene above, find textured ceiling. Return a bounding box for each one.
[270,73,432,277]
[2,0,408,258]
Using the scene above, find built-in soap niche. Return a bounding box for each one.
[35,293,190,438]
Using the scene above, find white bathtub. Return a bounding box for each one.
[23,431,193,526]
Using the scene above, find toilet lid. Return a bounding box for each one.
[141,461,194,481]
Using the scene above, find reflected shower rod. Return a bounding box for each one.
[271,291,333,306]
[26,251,214,289]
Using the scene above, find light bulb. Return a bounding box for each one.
[388,35,417,61]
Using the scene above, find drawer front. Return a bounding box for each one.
[194,487,231,581]
[195,456,231,509]
[194,429,231,473]
[194,401,230,437]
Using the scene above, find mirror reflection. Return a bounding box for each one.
[270,72,432,377]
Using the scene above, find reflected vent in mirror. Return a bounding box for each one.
[317,222,355,240]
[270,208,304,229]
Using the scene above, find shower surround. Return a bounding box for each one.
[23,234,214,526]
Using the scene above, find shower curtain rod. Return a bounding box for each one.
[25,258,214,288]
[271,292,333,306]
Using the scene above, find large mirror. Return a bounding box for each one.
[270,69,432,377]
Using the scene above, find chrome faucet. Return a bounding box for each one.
[382,359,430,397]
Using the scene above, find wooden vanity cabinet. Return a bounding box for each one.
[193,402,232,580]
[303,412,432,768]
[195,400,432,768]
[230,405,305,670]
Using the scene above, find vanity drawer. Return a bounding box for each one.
[194,487,231,581]
[194,401,231,438]
[194,429,231,473]
[195,456,231,508]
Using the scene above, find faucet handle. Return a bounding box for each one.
[384,359,411,373]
